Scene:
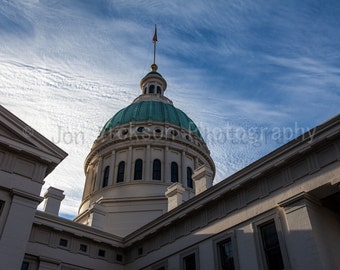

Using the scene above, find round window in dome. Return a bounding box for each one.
[121,128,129,136]
[154,128,162,139]
[170,129,178,136]
[137,127,145,133]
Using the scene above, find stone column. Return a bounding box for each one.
[194,157,199,169]
[126,146,132,182]
[164,146,169,182]
[145,145,151,180]
[0,190,42,270]
[278,193,323,270]
[108,150,116,185]
[94,157,103,191]
[181,151,186,185]
[82,164,93,199]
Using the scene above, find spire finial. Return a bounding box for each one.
[152,24,158,66]
[151,63,158,71]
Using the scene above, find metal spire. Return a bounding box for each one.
[151,24,158,71]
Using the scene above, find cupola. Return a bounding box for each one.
[140,64,167,96]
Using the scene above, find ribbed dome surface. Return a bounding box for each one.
[100,101,202,138]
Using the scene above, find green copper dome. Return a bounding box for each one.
[100,101,203,139]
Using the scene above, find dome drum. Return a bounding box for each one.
[78,139,202,223]
[88,122,213,172]
[85,138,213,188]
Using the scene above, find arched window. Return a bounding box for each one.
[102,166,110,187]
[156,86,161,94]
[171,162,178,182]
[117,161,125,183]
[134,159,143,180]
[187,167,193,188]
[153,159,161,180]
[149,85,155,94]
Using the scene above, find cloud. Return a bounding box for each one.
[262,56,340,122]
[1,0,340,218]
[0,60,137,216]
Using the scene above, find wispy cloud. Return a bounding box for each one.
[1,0,340,217]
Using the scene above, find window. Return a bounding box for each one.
[98,249,106,257]
[79,244,87,252]
[116,254,123,262]
[134,159,143,180]
[21,262,29,270]
[157,86,161,94]
[181,248,199,270]
[170,129,178,136]
[0,200,4,216]
[102,166,110,187]
[171,162,179,182]
[259,221,284,270]
[217,238,235,270]
[153,159,161,180]
[59,238,68,247]
[117,161,125,183]
[154,128,162,138]
[151,262,168,270]
[183,253,196,270]
[149,84,155,93]
[187,167,193,188]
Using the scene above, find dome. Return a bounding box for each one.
[100,100,203,139]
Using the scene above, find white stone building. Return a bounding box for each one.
[0,62,340,270]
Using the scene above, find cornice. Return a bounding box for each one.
[123,114,340,244]
[34,211,124,246]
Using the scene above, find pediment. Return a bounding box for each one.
[0,105,67,170]
[0,122,35,146]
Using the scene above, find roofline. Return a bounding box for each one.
[34,211,124,246]
[0,105,68,174]
[31,116,339,248]
[123,114,340,244]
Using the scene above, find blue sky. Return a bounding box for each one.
[1,0,340,218]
